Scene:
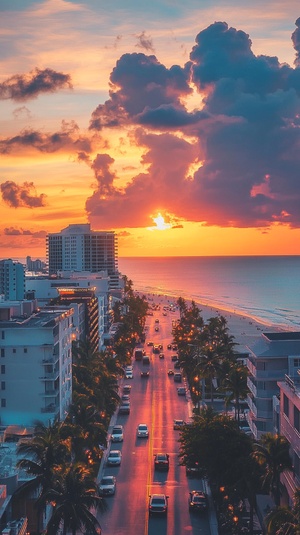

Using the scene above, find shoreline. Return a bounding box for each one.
[137,290,289,352]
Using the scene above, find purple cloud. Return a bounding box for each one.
[0,68,72,102]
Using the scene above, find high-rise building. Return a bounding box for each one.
[0,259,25,301]
[46,224,118,276]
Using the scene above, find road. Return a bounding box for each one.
[98,302,212,535]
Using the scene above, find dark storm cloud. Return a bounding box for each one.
[0,181,47,208]
[87,19,300,230]
[0,121,93,155]
[89,53,192,129]
[135,31,155,52]
[0,68,72,102]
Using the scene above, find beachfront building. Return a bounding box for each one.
[0,304,82,427]
[277,370,300,505]
[25,272,119,348]
[46,224,118,279]
[0,260,25,301]
[246,332,300,439]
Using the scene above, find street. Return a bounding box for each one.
[98,301,212,535]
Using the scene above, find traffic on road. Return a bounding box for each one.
[98,299,212,535]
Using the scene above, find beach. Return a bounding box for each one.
[138,291,285,352]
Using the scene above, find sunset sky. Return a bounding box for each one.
[1,0,300,258]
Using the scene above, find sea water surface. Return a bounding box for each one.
[119,256,300,330]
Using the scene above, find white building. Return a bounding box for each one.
[46,224,118,280]
[0,260,25,301]
[246,332,300,439]
[25,272,117,348]
[0,305,82,427]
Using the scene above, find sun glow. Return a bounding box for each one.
[149,213,172,231]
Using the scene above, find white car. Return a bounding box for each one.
[137,423,149,438]
[125,370,133,379]
[98,475,116,496]
[111,425,124,442]
[107,449,122,466]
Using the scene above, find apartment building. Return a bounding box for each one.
[277,369,300,505]
[0,305,82,426]
[0,261,25,301]
[246,332,300,439]
[46,224,118,278]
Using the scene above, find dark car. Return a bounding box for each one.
[171,354,178,362]
[188,490,208,512]
[186,462,202,478]
[174,360,181,369]
[159,353,164,359]
[167,369,174,376]
[141,370,150,378]
[167,344,172,350]
[149,494,169,515]
[154,452,169,471]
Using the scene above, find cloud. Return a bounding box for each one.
[85,19,300,230]
[0,120,94,155]
[3,227,47,238]
[0,181,47,208]
[0,67,72,102]
[135,31,155,52]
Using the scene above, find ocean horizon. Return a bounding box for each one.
[119,256,300,331]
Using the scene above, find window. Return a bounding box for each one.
[1,381,5,390]
[13,348,16,354]
[24,348,27,353]
[294,406,300,433]
[1,399,6,408]
[1,331,4,340]
[1,365,5,374]
[293,359,300,368]
[283,394,289,418]
[0,348,4,358]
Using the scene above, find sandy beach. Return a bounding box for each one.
[138,291,286,352]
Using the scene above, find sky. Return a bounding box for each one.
[1,0,300,258]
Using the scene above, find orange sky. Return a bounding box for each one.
[1,1,300,258]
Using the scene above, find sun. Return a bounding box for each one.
[150,213,172,231]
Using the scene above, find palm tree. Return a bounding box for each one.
[220,364,249,423]
[16,421,70,531]
[264,489,300,534]
[252,433,293,506]
[44,463,106,535]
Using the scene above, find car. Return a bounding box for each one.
[140,370,150,378]
[154,452,169,471]
[177,387,186,396]
[172,344,178,350]
[137,423,149,438]
[167,369,174,376]
[147,341,154,346]
[125,370,133,379]
[171,354,178,361]
[174,360,181,369]
[174,372,182,383]
[123,384,131,393]
[188,490,208,512]
[159,353,164,359]
[121,393,130,401]
[167,344,172,350]
[111,425,124,442]
[155,326,159,332]
[173,419,185,430]
[98,475,116,496]
[153,344,160,354]
[155,318,159,323]
[149,494,169,515]
[119,401,130,414]
[186,462,202,478]
[163,312,167,316]
[158,344,163,350]
[125,365,133,371]
[107,449,122,466]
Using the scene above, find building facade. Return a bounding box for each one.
[246,332,300,439]
[0,260,25,301]
[0,306,82,426]
[46,224,118,277]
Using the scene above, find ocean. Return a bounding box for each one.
[118,256,300,330]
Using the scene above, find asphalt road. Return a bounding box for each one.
[98,303,212,535]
